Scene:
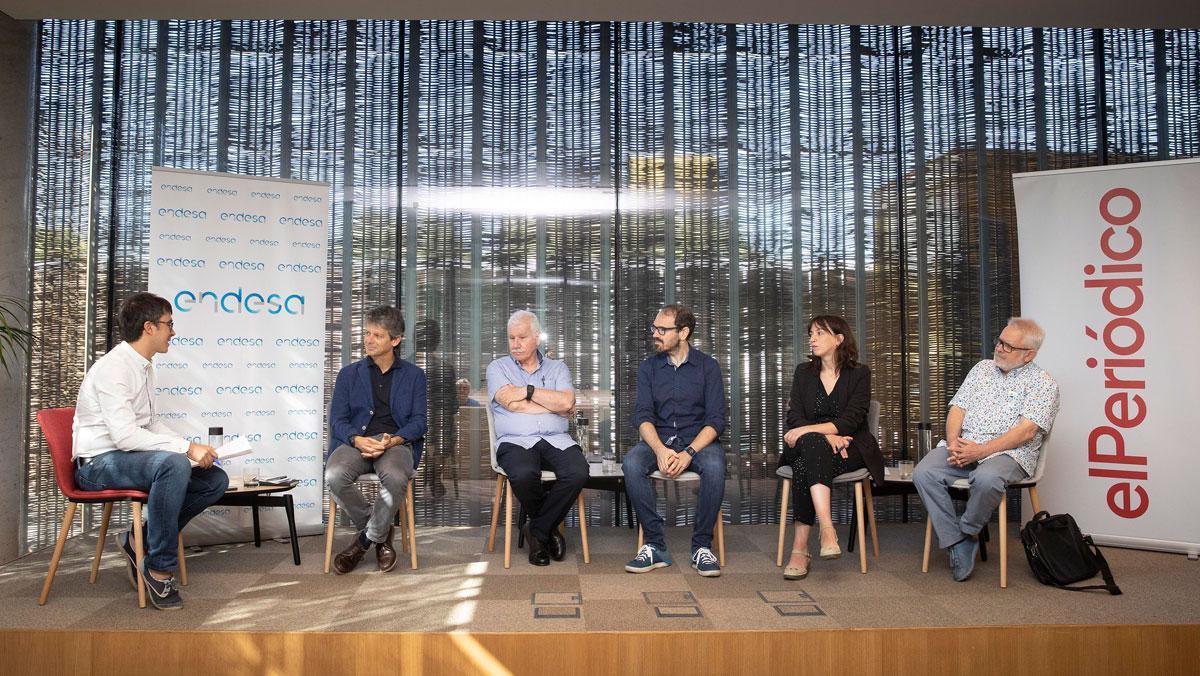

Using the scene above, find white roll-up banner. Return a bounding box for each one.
[1014,157,1200,557]
[148,167,330,544]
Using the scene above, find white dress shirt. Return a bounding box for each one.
[72,341,190,460]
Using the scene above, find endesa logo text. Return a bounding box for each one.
[279,216,324,229]
[220,211,266,224]
[216,385,264,395]
[157,386,202,396]
[1083,187,1149,520]
[157,208,207,220]
[157,257,205,269]
[173,288,305,315]
[275,384,319,395]
[159,183,193,193]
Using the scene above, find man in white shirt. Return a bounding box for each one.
[73,292,228,610]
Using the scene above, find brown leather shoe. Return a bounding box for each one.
[376,526,397,573]
[333,532,370,575]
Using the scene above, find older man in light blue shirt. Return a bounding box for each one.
[487,310,587,566]
[914,317,1060,583]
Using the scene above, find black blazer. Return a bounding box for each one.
[780,362,884,486]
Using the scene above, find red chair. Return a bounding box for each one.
[37,407,187,609]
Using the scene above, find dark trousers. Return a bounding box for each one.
[496,439,589,543]
[789,432,865,525]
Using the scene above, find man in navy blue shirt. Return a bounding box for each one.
[623,304,727,577]
[326,306,427,574]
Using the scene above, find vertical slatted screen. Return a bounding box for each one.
[24,20,1200,550]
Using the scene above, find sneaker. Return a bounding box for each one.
[950,537,979,582]
[139,561,183,610]
[119,530,138,591]
[624,544,672,573]
[691,547,721,578]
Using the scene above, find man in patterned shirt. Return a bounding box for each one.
[913,317,1060,582]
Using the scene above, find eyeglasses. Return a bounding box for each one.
[649,324,680,336]
[995,336,1031,353]
[152,320,175,330]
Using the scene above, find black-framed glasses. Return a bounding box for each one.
[152,320,175,330]
[995,336,1031,353]
[649,323,679,336]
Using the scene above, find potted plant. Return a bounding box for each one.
[0,295,31,376]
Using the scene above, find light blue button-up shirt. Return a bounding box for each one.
[486,351,578,450]
[949,359,1060,476]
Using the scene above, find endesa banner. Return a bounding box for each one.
[148,167,329,545]
[1014,158,1200,557]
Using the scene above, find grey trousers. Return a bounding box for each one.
[912,443,1027,549]
[324,443,414,543]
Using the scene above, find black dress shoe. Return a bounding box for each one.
[548,528,566,561]
[524,526,550,566]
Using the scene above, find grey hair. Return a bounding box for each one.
[365,305,405,340]
[507,309,542,337]
[1007,317,1045,350]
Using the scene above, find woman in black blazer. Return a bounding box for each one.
[780,315,883,579]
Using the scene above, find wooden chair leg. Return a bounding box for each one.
[1028,486,1042,514]
[487,475,503,553]
[577,493,590,564]
[716,508,725,567]
[863,480,879,559]
[776,479,790,567]
[398,497,410,555]
[1000,497,1008,589]
[855,481,867,574]
[38,502,77,606]
[922,515,933,573]
[132,502,147,609]
[323,497,337,574]
[503,480,514,569]
[177,533,188,586]
[407,486,418,570]
[90,502,114,584]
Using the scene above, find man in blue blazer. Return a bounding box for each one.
[326,306,427,574]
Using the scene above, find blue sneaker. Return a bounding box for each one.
[691,547,721,577]
[625,544,672,573]
[950,537,979,582]
[140,561,183,610]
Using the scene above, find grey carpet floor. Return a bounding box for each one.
[3,524,1196,633]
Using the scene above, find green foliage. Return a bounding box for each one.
[0,295,31,377]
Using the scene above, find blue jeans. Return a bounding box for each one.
[75,450,229,572]
[622,441,726,552]
[912,443,1027,549]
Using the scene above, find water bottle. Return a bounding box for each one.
[207,426,224,452]
[576,414,592,460]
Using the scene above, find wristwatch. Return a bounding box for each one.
[684,446,696,457]
[526,384,535,401]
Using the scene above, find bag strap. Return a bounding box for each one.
[1084,535,1123,596]
[1041,535,1122,595]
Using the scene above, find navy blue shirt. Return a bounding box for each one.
[631,347,727,448]
[363,360,398,437]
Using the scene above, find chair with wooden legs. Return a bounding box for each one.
[636,471,726,567]
[323,474,418,573]
[920,436,1050,588]
[485,405,590,569]
[37,407,187,609]
[775,400,881,574]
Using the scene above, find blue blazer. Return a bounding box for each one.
[328,356,428,467]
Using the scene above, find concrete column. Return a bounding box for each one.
[0,12,35,563]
